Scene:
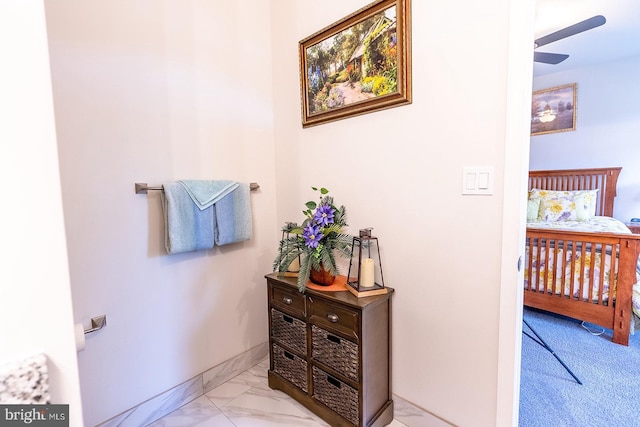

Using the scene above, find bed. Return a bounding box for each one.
[524,167,640,346]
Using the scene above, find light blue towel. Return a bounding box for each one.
[161,180,252,254]
[214,182,253,246]
[161,182,215,254]
[177,180,238,210]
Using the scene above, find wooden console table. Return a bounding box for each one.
[265,273,394,427]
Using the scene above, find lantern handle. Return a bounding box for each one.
[359,227,373,237]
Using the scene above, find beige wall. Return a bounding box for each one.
[45,1,278,425]
[39,0,532,425]
[0,1,83,425]
[271,1,531,426]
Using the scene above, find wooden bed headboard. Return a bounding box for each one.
[528,167,621,217]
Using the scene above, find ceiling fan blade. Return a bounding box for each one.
[534,52,570,64]
[534,15,606,49]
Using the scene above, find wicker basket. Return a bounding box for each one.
[271,309,307,354]
[272,343,308,392]
[312,366,359,425]
[311,325,358,381]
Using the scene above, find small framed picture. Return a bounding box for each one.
[531,83,577,136]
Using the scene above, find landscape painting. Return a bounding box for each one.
[299,0,411,127]
[531,83,577,136]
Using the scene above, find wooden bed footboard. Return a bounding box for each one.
[524,228,640,345]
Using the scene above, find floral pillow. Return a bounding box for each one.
[527,193,541,222]
[573,192,598,220]
[529,189,598,222]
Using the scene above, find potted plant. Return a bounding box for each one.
[273,187,352,292]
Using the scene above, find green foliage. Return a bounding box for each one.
[362,75,396,96]
[311,84,345,112]
[273,187,351,292]
[363,23,388,78]
[312,90,328,113]
[349,69,362,84]
[335,69,348,83]
[372,75,391,96]
[361,77,375,93]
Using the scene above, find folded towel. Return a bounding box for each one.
[214,182,253,246]
[177,180,238,210]
[161,182,215,254]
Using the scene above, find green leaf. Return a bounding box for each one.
[311,186,318,191]
[320,187,329,195]
[305,201,317,210]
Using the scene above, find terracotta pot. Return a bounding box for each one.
[309,264,335,286]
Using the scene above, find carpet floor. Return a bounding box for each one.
[519,308,640,427]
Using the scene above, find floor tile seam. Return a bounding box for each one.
[213,385,320,425]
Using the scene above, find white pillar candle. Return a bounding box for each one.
[360,258,375,287]
[288,256,300,272]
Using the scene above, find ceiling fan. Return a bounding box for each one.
[534,15,606,64]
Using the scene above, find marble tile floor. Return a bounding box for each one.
[149,358,452,427]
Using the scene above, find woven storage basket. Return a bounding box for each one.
[312,366,359,425]
[272,344,307,392]
[271,309,306,354]
[311,325,358,381]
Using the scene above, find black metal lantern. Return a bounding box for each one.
[279,222,300,275]
[347,228,386,297]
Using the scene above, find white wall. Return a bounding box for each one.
[0,1,83,425]
[530,55,640,222]
[44,1,278,425]
[271,1,531,426]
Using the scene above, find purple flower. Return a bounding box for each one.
[303,224,323,249]
[313,204,335,227]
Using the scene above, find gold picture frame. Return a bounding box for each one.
[531,83,577,136]
[299,0,412,128]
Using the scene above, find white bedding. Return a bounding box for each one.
[527,216,632,234]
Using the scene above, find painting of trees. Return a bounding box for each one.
[299,0,411,127]
[304,7,398,114]
[531,83,577,136]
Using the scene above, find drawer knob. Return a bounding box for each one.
[282,296,293,305]
[327,313,339,323]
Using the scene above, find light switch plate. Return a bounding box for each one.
[462,167,494,195]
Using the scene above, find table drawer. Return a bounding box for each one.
[309,297,359,341]
[271,309,307,354]
[272,344,307,392]
[269,282,305,317]
[312,325,358,381]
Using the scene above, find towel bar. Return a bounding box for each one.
[135,182,260,194]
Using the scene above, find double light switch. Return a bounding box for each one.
[462,167,493,195]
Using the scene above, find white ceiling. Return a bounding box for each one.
[533,0,640,76]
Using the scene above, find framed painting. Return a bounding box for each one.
[531,83,577,136]
[299,0,412,128]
